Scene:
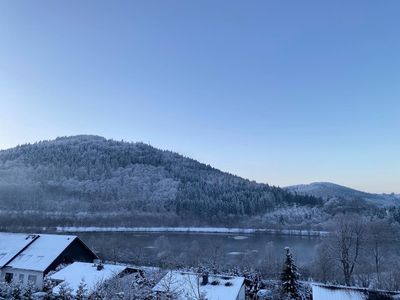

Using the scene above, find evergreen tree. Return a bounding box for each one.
[42,276,55,300]
[75,280,88,300]
[11,282,22,300]
[57,282,73,300]
[90,286,106,300]
[22,281,34,300]
[280,247,301,300]
[0,282,11,299]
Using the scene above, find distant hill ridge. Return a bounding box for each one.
[0,135,320,220]
[285,182,399,206]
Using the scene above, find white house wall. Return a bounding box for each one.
[1,267,44,290]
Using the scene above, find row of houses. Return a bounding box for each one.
[0,232,246,299]
[2,232,399,300]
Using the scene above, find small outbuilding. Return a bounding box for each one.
[49,262,139,296]
[152,271,245,300]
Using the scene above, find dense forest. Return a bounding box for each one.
[1,135,399,228]
[0,135,319,224]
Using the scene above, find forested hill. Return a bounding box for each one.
[0,135,320,221]
[285,182,400,207]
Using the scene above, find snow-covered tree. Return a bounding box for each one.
[22,281,34,300]
[57,282,73,300]
[280,247,301,300]
[10,282,22,300]
[0,282,11,299]
[75,280,88,300]
[42,276,56,300]
[90,282,107,300]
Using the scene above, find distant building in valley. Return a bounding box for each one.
[0,232,98,289]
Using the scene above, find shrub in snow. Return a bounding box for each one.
[257,289,273,300]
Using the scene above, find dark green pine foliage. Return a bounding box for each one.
[280,247,301,300]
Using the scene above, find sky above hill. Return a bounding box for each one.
[0,1,399,193]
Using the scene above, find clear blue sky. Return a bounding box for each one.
[0,1,399,193]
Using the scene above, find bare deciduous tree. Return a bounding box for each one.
[330,215,366,286]
[366,219,392,285]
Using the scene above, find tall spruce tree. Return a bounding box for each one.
[280,247,301,300]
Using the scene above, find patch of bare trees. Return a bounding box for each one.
[311,214,400,290]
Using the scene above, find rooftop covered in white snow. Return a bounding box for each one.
[5,234,78,272]
[152,271,245,300]
[0,232,97,275]
[0,233,38,268]
[311,284,400,300]
[50,262,137,295]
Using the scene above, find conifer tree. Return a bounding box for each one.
[280,247,301,300]
[22,281,34,300]
[11,282,22,300]
[0,282,11,299]
[42,276,55,300]
[57,282,73,300]
[75,280,88,300]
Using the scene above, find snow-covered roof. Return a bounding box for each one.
[152,271,245,300]
[50,262,131,295]
[4,233,78,272]
[311,284,365,300]
[0,233,38,268]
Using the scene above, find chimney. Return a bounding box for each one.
[96,261,104,271]
[201,272,209,285]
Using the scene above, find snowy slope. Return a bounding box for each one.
[285,182,399,206]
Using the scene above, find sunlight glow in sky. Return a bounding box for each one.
[0,1,399,193]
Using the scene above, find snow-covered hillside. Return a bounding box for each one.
[285,182,399,206]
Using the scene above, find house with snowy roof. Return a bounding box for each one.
[0,232,98,289]
[311,283,400,300]
[49,261,140,296]
[152,271,245,300]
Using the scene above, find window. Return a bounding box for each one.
[5,273,13,283]
[19,274,24,283]
[27,275,37,285]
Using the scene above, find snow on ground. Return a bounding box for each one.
[232,235,249,240]
[56,226,329,236]
[312,284,366,300]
